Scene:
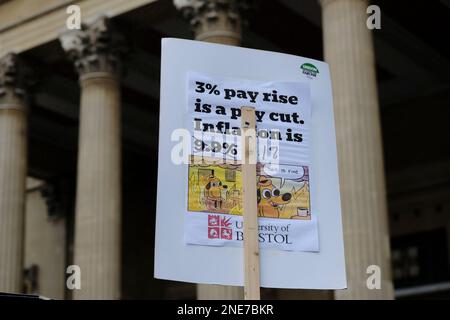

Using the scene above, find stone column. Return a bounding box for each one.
[174,0,249,300]
[319,0,394,299]
[60,17,123,299]
[0,53,28,293]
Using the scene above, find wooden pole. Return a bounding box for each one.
[241,106,261,300]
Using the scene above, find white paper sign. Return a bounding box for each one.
[185,72,318,252]
[155,38,347,289]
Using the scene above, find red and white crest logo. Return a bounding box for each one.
[208,214,232,240]
[208,227,220,239]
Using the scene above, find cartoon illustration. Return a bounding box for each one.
[188,156,311,220]
[227,186,242,214]
[257,175,292,218]
[204,175,228,211]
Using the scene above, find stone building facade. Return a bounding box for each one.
[1,0,449,299]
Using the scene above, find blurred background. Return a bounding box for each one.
[0,0,449,299]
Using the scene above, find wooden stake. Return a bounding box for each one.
[241,106,261,300]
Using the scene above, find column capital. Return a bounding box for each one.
[174,0,251,43]
[59,16,125,79]
[0,53,28,112]
[0,53,25,97]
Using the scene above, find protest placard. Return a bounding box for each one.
[155,38,346,289]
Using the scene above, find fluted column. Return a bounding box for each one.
[197,284,244,300]
[0,53,28,293]
[320,0,394,299]
[60,17,123,299]
[175,0,250,300]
